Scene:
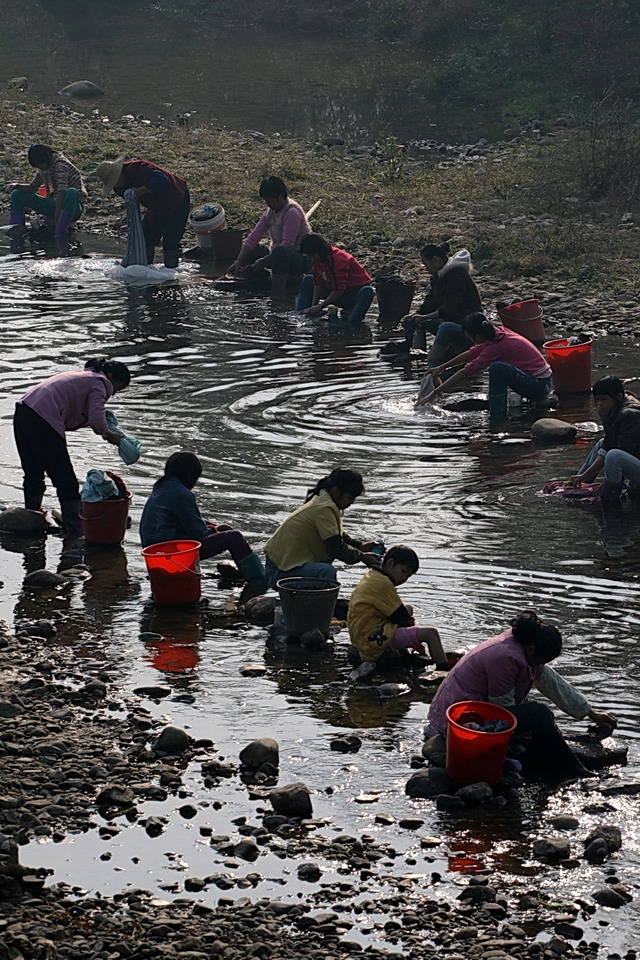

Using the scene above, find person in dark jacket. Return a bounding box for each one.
[96,157,190,268]
[140,452,267,593]
[385,242,481,363]
[567,376,640,500]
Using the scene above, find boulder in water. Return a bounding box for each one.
[23,570,67,589]
[8,77,28,90]
[58,80,104,99]
[531,418,577,443]
[0,507,48,535]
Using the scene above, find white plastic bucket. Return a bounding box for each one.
[188,204,227,249]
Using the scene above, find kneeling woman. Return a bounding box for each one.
[418,313,552,416]
[264,468,381,588]
[296,233,375,325]
[426,611,616,779]
[140,453,267,594]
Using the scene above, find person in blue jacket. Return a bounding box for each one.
[140,452,266,594]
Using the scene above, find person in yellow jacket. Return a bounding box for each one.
[348,545,447,668]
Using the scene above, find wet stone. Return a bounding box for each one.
[297,861,322,881]
[549,815,580,830]
[330,735,362,754]
[268,782,313,818]
[532,837,571,863]
[133,685,172,698]
[153,726,191,756]
[239,738,279,770]
[554,922,584,940]
[239,664,268,677]
[95,785,135,809]
[456,782,493,805]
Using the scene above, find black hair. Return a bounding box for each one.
[511,611,562,662]
[300,233,331,260]
[420,242,450,261]
[384,544,419,572]
[464,312,499,341]
[155,451,203,490]
[592,376,625,400]
[259,176,288,200]
[84,357,131,387]
[28,144,56,167]
[305,467,365,502]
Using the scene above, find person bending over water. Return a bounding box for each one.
[8,143,87,256]
[386,242,481,361]
[565,376,640,501]
[417,313,552,417]
[140,452,267,595]
[348,545,447,669]
[228,176,310,295]
[13,358,130,543]
[264,468,381,588]
[426,610,617,780]
[296,233,375,325]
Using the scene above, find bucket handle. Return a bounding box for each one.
[158,554,202,578]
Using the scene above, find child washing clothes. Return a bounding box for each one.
[140,452,267,595]
[296,233,375,325]
[348,545,447,678]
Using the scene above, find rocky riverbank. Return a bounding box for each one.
[1,95,640,341]
[1,611,638,959]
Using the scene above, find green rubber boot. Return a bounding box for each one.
[237,552,268,594]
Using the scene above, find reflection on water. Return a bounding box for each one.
[1,244,639,948]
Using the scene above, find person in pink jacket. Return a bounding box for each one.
[13,358,130,541]
[417,312,552,417]
[228,176,310,294]
[426,611,617,779]
[296,233,375,325]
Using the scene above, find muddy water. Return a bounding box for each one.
[1,246,639,949]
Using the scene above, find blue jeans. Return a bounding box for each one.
[296,274,374,325]
[488,362,552,400]
[265,555,337,589]
[580,439,640,486]
[249,243,305,277]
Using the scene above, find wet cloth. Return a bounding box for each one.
[427,628,591,735]
[543,479,603,501]
[81,469,119,502]
[417,249,481,324]
[308,246,372,294]
[104,411,141,465]
[265,489,361,572]
[20,370,113,438]
[348,568,410,662]
[121,188,148,267]
[465,326,551,378]
[244,199,310,251]
[140,475,212,547]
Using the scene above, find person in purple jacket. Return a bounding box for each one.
[96,157,190,268]
[426,611,617,779]
[13,358,131,541]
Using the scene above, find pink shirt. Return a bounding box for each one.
[465,326,551,378]
[311,246,372,294]
[428,629,544,734]
[244,199,310,251]
[20,370,114,437]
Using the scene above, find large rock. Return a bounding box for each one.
[58,80,104,98]
[456,782,493,805]
[153,726,191,756]
[23,570,67,589]
[584,825,622,853]
[8,77,28,90]
[405,767,453,798]
[244,595,276,625]
[268,782,312,818]
[570,736,628,769]
[0,507,48,535]
[530,418,577,443]
[239,738,279,770]
[96,784,134,809]
[532,837,571,863]
[593,885,632,908]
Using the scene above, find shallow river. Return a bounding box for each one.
[0,243,639,949]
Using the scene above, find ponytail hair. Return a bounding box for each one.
[464,312,499,341]
[28,144,57,167]
[84,357,131,387]
[305,467,364,503]
[300,233,331,260]
[155,451,202,490]
[420,241,450,261]
[511,611,562,662]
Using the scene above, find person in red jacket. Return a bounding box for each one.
[96,156,190,268]
[296,233,375,325]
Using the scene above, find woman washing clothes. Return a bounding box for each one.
[417,313,552,417]
[96,156,190,268]
[426,610,617,780]
[13,358,130,543]
[140,452,267,596]
[296,233,375,325]
[384,242,481,361]
[228,176,310,295]
[7,143,87,255]
[264,468,381,588]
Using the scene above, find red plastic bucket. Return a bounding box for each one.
[141,539,202,606]
[446,701,517,786]
[376,279,416,321]
[498,300,545,346]
[544,337,592,393]
[81,493,131,544]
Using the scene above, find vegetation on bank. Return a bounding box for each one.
[2,95,640,293]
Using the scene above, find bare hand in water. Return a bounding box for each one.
[564,475,583,488]
[588,709,618,729]
[416,391,437,407]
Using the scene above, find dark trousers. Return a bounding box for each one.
[510,701,587,778]
[13,403,79,510]
[199,530,252,564]
[143,190,191,261]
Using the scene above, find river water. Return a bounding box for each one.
[0,245,639,948]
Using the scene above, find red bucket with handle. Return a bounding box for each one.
[141,539,202,606]
[446,701,517,785]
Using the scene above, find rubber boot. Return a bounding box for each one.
[60,499,83,540]
[54,209,73,240]
[163,249,179,269]
[426,341,450,366]
[236,552,268,595]
[488,393,507,418]
[146,245,155,266]
[270,273,288,296]
[412,325,427,350]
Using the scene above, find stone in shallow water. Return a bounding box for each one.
[239,738,279,770]
[0,507,48,534]
[569,735,628,769]
[23,570,67,589]
[530,417,577,442]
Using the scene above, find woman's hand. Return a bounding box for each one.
[301,305,323,317]
[359,540,379,551]
[588,709,618,729]
[103,429,123,445]
[564,475,584,489]
[415,390,437,408]
[216,523,233,532]
[361,552,382,570]
[425,365,445,377]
